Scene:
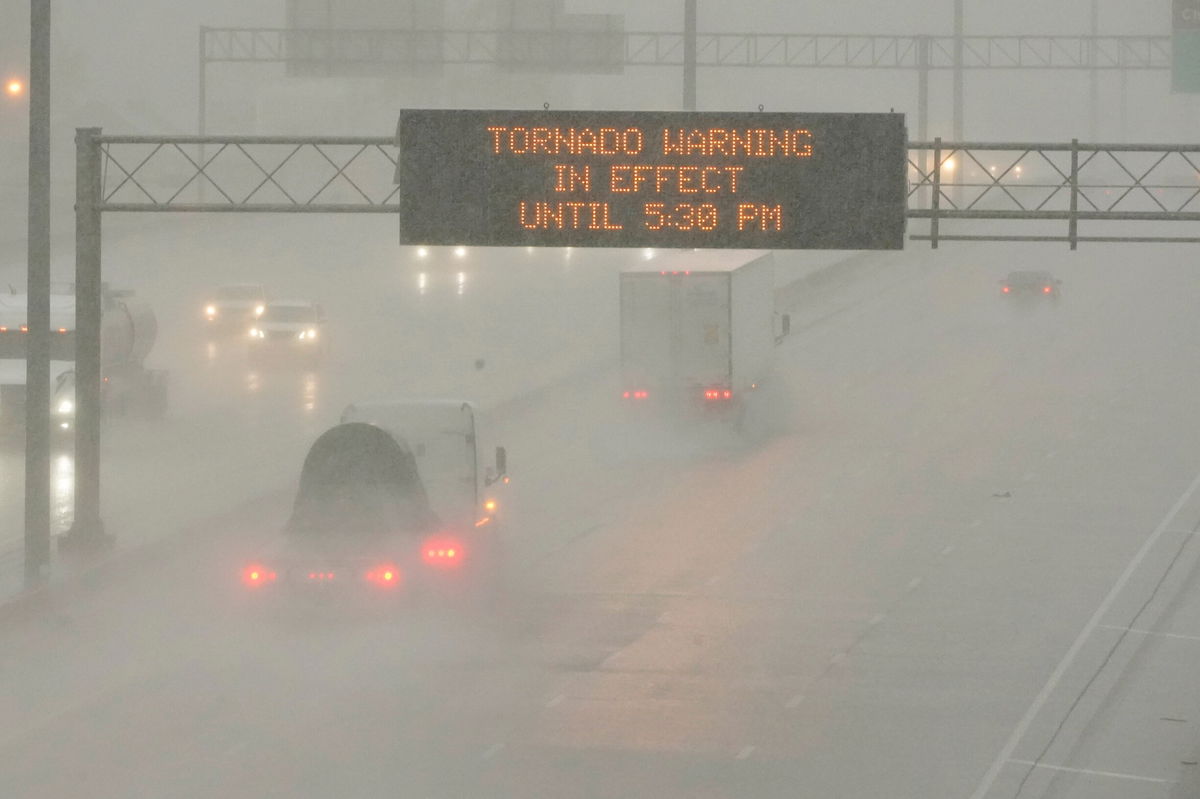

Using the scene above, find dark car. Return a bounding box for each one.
[1000,270,1061,299]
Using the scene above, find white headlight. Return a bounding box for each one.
[205,304,216,316]
[249,328,264,338]
[56,399,73,415]
[254,304,265,317]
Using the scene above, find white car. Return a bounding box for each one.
[247,300,327,365]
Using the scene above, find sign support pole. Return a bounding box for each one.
[24,0,51,587]
[683,0,696,111]
[59,128,109,554]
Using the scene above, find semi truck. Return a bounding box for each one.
[241,399,508,606]
[0,284,167,434]
[619,250,788,417]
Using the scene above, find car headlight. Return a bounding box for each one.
[205,304,216,317]
[249,328,264,339]
[254,304,265,317]
[56,399,73,415]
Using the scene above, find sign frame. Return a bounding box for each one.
[395,109,907,250]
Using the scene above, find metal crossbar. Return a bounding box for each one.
[96,135,399,213]
[95,134,1200,245]
[908,140,1200,246]
[202,28,1173,70]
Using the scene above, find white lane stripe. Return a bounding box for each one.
[1099,624,1200,643]
[868,613,886,626]
[546,694,565,708]
[969,467,1200,799]
[970,519,983,528]
[736,745,755,760]
[482,742,505,760]
[1008,759,1172,784]
[907,577,923,591]
[785,693,805,709]
[830,651,846,665]
[941,544,956,556]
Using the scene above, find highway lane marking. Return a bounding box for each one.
[830,651,846,665]
[940,544,955,556]
[969,467,1200,799]
[1008,759,1172,784]
[736,745,755,760]
[1046,449,1058,459]
[868,613,886,626]
[545,694,565,708]
[1022,471,1037,482]
[657,611,671,623]
[970,519,982,528]
[1099,624,1200,643]
[906,577,923,591]
[784,693,805,709]
[706,574,722,587]
[482,742,505,761]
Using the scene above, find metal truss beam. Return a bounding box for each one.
[202,27,1173,71]
[95,133,1200,247]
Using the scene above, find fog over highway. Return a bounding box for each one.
[4,1,1200,798]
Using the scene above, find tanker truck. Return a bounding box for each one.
[240,399,508,608]
[0,283,167,435]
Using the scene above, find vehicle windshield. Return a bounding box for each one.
[261,305,317,323]
[215,285,262,301]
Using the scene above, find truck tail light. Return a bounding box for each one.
[1002,286,1010,293]
[1043,285,1052,293]
[242,563,277,587]
[704,388,733,401]
[623,389,649,400]
[422,537,464,567]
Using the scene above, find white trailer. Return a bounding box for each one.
[619,250,787,413]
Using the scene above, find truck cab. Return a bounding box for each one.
[242,400,508,605]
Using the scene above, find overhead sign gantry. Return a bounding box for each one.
[395,110,908,250]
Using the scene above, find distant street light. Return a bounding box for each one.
[6,78,24,97]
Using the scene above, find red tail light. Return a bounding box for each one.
[364,563,401,587]
[623,389,649,400]
[242,564,277,587]
[306,571,335,582]
[1043,285,1052,293]
[1002,286,1010,293]
[422,537,464,567]
[703,388,733,401]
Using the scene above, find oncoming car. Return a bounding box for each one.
[204,284,267,330]
[247,300,327,365]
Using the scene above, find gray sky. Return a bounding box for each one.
[1,1,1195,147]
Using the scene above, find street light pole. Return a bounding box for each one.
[24,0,51,587]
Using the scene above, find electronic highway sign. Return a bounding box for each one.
[395,109,907,250]
[1174,0,1200,92]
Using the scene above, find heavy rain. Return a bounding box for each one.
[1,1,1199,797]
